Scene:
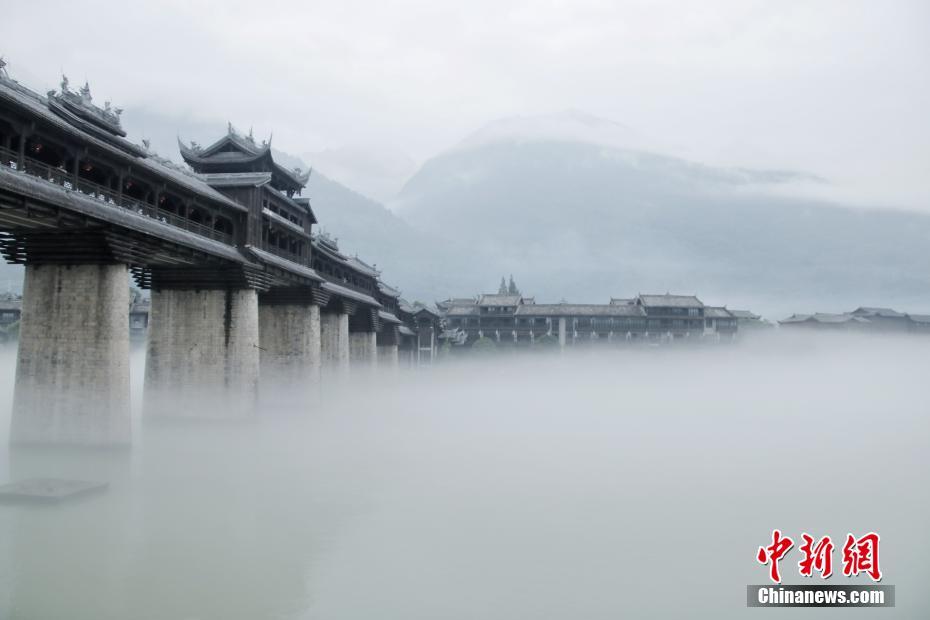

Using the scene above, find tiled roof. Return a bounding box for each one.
[703,307,733,319]
[637,294,704,308]
[378,281,401,298]
[477,294,522,306]
[0,74,247,213]
[202,172,272,187]
[515,304,646,317]
[780,313,869,325]
[851,306,906,318]
[446,305,480,316]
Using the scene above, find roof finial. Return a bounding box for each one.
[227,121,234,135]
[0,56,8,79]
[60,74,70,93]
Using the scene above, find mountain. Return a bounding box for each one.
[302,170,469,302]
[392,114,930,318]
[300,145,417,204]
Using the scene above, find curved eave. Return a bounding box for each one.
[321,281,381,308]
[378,311,402,324]
[179,147,267,168]
[244,245,323,283]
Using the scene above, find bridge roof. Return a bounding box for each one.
[378,281,401,298]
[378,310,402,324]
[311,235,379,281]
[244,245,323,283]
[0,165,252,265]
[0,75,247,214]
[321,281,381,308]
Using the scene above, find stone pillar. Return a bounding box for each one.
[144,288,259,419]
[377,344,399,369]
[11,263,131,445]
[558,317,567,350]
[349,331,378,368]
[258,301,321,405]
[320,311,349,382]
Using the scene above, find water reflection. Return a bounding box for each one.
[0,336,928,618]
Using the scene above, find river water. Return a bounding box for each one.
[0,334,927,618]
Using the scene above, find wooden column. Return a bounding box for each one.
[16,132,25,169]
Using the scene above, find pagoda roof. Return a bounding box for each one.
[201,172,273,188]
[178,123,311,191]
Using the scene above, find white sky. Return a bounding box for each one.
[2,0,928,208]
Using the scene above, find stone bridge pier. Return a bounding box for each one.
[258,288,321,408]
[320,307,349,385]
[349,309,378,379]
[144,275,260,419]
[11,263,132,445]
[376,326,400,371]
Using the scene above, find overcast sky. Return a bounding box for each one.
[2,0,928,208]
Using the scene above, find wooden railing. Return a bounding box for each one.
[0,148,233,245]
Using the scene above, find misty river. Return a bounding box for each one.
[0,334,928,618]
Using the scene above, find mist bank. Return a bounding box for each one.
[1,334,928,618]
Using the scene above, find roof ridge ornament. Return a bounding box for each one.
[0,56,8,80]
[50,72,125,136]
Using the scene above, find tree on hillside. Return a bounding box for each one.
[508,275,520,295]
[498,276,507,294]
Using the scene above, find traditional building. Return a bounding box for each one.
[441,291,741,348]
[780,306,930,334]
[703,306,737,339]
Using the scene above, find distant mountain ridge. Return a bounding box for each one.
[392,124,930,317]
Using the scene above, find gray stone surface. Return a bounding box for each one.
[376,344,399,371]
[320,311,349,384]
[145,288,260,419]
[11,264,131,446]
[349,332,377,366]
[259,302,321,403]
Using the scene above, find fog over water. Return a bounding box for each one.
[0,335,928,618]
